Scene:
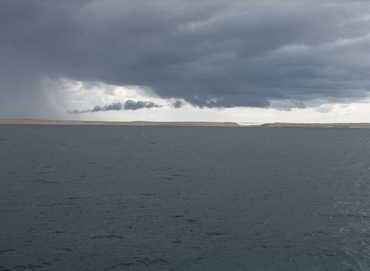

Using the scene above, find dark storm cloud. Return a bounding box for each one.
[2,0,370,117]
[70,100,161,114]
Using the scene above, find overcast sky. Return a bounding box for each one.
[1,0,370,123]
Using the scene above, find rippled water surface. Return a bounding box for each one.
[1,125,370,270]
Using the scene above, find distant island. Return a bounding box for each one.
[2,120,370,128]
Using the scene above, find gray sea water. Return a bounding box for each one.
[1,125,370,270]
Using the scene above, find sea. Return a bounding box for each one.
[1,125,370,270]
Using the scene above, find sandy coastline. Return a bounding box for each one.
[0,119,240,127]
[261,122,370,128]
[2,120,370,128]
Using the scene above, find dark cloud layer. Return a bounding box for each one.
[70,100,161,114]
[1,0,370,117]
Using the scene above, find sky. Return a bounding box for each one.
[1,0,370,123]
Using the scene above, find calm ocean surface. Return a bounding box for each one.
[1,125,370,270]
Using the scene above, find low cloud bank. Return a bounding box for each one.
[70,100,161,114]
